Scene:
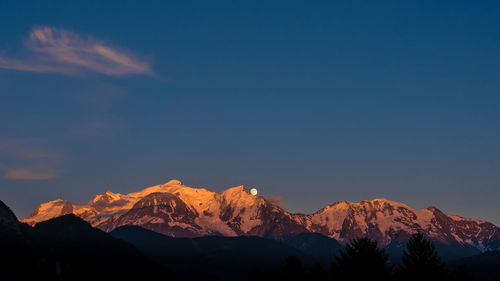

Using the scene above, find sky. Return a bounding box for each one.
[0,1,499,224]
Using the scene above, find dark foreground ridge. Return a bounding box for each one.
[111,225,314,280]
[1,199,500,281]
[0,200,177,281]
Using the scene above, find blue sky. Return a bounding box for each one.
[1,1,499,224]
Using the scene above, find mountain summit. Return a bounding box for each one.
[23,180,500,253]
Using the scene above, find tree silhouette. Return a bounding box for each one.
[452,264,470,281]
[397,232,447,281]
[276,257,329,281]
[332,237,392,281]
[281,256,305,281]
[308,263,327,281]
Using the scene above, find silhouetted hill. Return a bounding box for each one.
[0,200,20,229]
[277,232,343,262]
[111,225,313,280]
[449,250,500,281]
[0,200,176,281]
[31,214,171,280]
[0,200,33,280]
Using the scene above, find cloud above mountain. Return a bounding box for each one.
[0,27,152,77]
[0,138,60,180]
[0,166,57,180]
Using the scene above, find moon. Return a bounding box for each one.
[250,188,258,196]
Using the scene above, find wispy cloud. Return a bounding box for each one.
[0,138,59,159]
[266,196,284,207]
[0,138,60,180]
[0,166,57,180]
[0,27,152,77]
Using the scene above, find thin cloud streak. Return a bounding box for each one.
[1,167,57,180]
[266,196,284,207]
[0,56,64,73]
[0,138,61,180]
[0,27,152,77]
[0,138,59,159]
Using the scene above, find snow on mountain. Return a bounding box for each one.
[22,180,500,252]
[302,199,500,250]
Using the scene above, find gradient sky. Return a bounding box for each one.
[1,1,499,224]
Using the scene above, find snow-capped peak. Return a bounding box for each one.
[91,191,122,203]
[165,179,183,185]
[221,185,250,198]
[21,179,500,252]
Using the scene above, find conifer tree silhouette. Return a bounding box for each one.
[332,237,392,281]
[397,232,447,281]
[453,264,470,281]
[281,256,305,281]
[309,263,327,281]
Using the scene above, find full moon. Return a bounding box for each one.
[250,188,258,196]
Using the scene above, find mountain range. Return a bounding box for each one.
[23,179,500,256]
[22,180,500,256]
[3,182,500,280]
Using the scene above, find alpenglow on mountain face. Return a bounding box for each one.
[23,180,500,252]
